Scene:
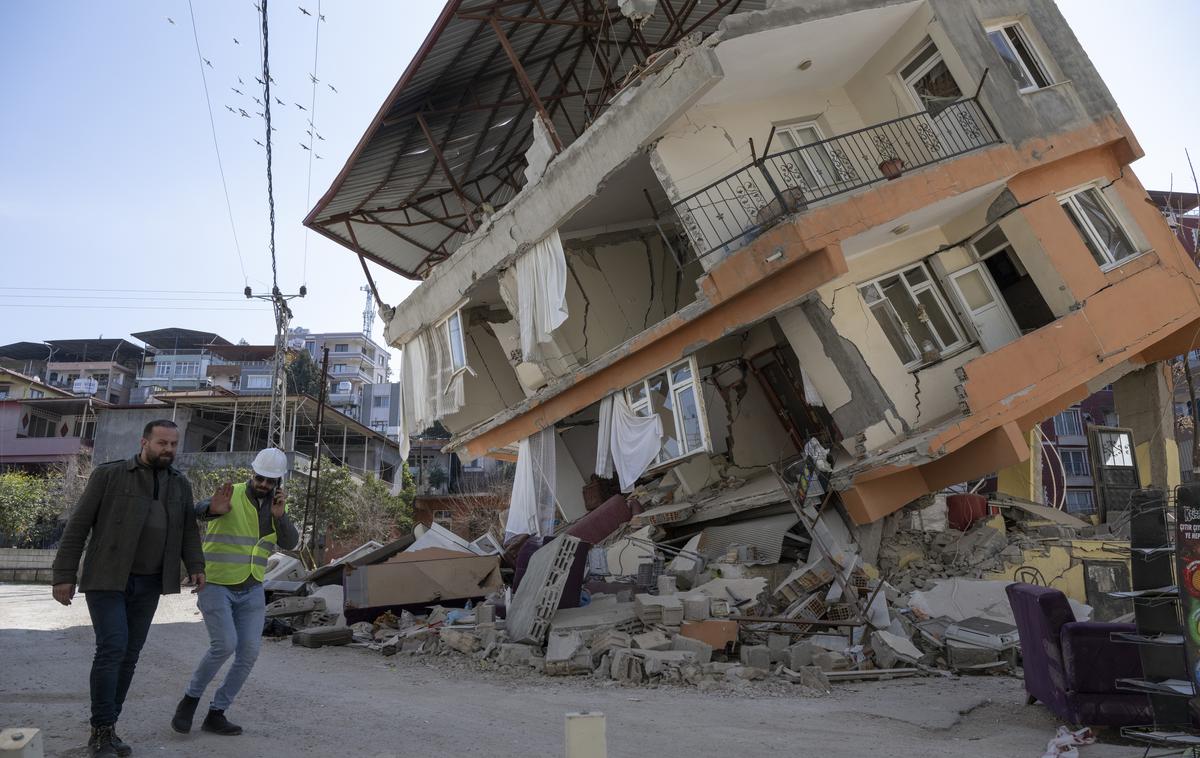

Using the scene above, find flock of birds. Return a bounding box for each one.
[167,5,332,159]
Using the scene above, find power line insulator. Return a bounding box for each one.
[244,286,253,299]
[299,285,307,297]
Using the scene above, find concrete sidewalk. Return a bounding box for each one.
[0,583,1128,758]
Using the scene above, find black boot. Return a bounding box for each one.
[109,726,132,757]
[201,709,243,736]
[87,725,119,757]
[171,694,200,734]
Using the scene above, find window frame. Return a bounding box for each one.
[985,21,1053,93]
[245,374,271,390]
[1058,185,1141,270]
[333,343,349,353]
[623,355,711,469]
[439,309,469,375]
[858,262,969,369]
[773,120,840,190]
[1063,488,1095,514]
[1059,447,1091,478]
[1053,408,1084,438]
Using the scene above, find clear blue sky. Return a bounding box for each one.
[0,1,1195,357]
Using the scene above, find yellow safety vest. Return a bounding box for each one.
[202,482,277,585]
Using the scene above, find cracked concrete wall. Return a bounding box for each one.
[548,233,701,381]
[441,323,527,437]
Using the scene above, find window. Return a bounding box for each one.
[0,384,10,399]
[245,374,271,389]
[901,39,962,116]
[1052,408,1084,437]
[22,411,55,438]
[1059,448,1090,477]
[372,395,389,408]
[774,122,839,189]
[442,310,468,373]
[1064,489,1095,514]
[859,263,967,367]
[624,356,710,467]
[1059,187,1139,268]
[372,421,388,433]
[176,361,199,377]
[433,510,453,521]
[29,389,44,399]
[155,362,173,377]
[986,22,1052,92]
[333,364,348,374]
[334,343,349,353]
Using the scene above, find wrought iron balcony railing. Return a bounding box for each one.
[671,97,1000,261]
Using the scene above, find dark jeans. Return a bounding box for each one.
[85,573,161,727]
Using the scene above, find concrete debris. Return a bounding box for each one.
[269,478,1122,693]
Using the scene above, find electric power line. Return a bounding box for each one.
[259,0,278,292]
[301,0,323,285]
[0,294,249,302]
[0,286,244,294]
[186,0,249,285]
[0,304,268,311]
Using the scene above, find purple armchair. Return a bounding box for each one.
[1005,583,1151,726]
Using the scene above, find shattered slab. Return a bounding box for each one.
[508,535,582,644]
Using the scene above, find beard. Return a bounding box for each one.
[144,451,174,469]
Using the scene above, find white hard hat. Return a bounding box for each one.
[251,447,289,479]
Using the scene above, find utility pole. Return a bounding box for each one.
[245,285,305,449]
[299,347,329,569]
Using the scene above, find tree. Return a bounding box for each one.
[427,463,447,492]
[290,458,416,546]
[0,471,58,547]
[186,464,254,502]
[286,349,322,397]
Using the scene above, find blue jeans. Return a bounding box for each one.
[85,574,162,727]
[186,583,266,712]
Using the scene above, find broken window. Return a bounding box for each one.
[1059,186,1139,268]
[624,355,709,467]
[901,39,962,117]
[440,309,468,373]
[859,262,967,368]
[986,22,1053,92]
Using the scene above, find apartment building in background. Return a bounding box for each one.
[0,339,141,405]
[292,328,392,421]
[130,327,232,403]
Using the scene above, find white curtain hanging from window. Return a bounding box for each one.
[397,325,468,460]
[504,427,558,542]
[595,392,663,493]
[516,230,569,361]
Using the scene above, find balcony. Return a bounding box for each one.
[672,98,1000,261]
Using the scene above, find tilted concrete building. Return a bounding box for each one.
[307,0,1200,526]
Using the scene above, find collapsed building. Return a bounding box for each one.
[295,0,1200,682]
[309,0,1198,529]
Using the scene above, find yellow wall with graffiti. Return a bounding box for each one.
[985,539,1129,606]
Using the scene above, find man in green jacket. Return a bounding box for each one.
[52,419,206,758]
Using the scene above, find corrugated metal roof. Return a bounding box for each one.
[305,0,766,280]
[696,513,801,564]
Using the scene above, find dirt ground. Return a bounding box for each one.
[0,583,1135,758]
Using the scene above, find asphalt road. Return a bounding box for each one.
[0,583,1133,758]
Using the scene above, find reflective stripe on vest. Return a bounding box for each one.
[201,482,277,585]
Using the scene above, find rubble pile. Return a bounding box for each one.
[262,453,1117,691]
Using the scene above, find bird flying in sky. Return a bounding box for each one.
[300,143,310,151]
[295,103,308,111]
[166,17,175,24]
[327,84,338,94]
[233,38,240,45]
[203,58,213,68]
[299,6,311,16]
[231,88,244,95]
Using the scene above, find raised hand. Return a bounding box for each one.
[209,482,234,515]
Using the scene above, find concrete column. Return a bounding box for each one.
[996,429,1043,503]
[1113,362,1181,490]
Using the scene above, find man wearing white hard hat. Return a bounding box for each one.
[170,447,299,737]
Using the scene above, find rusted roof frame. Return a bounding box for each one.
[306,1,762,280]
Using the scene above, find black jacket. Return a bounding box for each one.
[52,456,205,593]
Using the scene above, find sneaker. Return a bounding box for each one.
[171,694,200,734]
[201,709,243,736]
[109,727,132,757]
[88,725,119,757]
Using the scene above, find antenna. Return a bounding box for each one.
[361,285,375,336]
